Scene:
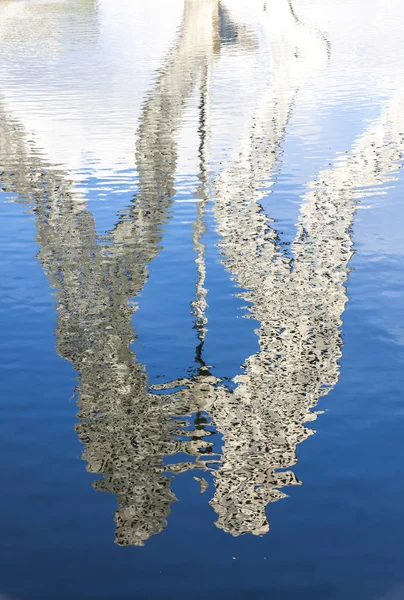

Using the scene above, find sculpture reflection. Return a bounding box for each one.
[208,100,404,536]
[0,0,223,546]
[0,0,403,548]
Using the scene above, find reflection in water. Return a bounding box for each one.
[209,95,404,536]
[0,0,403,549]
[0,0,223,547]
[162,0,332,536]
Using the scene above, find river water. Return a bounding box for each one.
[1,1,404,599]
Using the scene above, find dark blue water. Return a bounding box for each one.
[1,1,404,599]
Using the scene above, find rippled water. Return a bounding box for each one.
[1,1,404,599]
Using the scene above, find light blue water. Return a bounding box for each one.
[1,1,404,599]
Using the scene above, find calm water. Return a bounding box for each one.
[1,1,404,599]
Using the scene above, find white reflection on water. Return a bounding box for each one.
[0,0,404,549]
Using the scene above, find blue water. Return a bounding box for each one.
[1,1,404,599]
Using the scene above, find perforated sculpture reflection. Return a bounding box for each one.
[1,0,403,548]
[0,0,222,546]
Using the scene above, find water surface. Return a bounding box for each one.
[1,1,404,599]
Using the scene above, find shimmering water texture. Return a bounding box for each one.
[1,1,404,599]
